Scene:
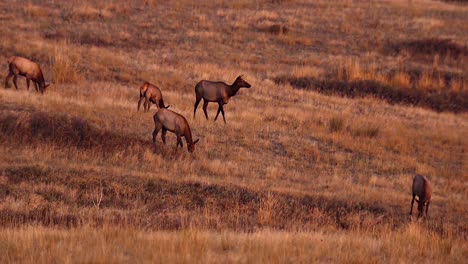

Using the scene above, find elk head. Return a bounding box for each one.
[41,83,51,94]
[188,139,200,153]
[234,75,251,88]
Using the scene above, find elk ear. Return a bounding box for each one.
[193,139,200,145]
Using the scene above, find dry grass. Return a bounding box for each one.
[49,44,82,84]
[0,0,467,262]
[0,224,465,263]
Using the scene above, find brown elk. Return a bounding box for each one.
[193,75,251,123]
[152,108,199,152]
[4,56,50,93]
[410,174,432,218]
[137,82,170,111]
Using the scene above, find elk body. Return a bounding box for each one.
[153,108,199,152]
[137,82,170,111]
[410,174,432,218]
[193,75,251,123]
[4,56,50,93]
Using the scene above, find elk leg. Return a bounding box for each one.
[146,98,153,112]
[176,136,183,148]
[202,100,209,120]
[214,102,226,123]
[161,129,167,144]
[34,82,39,92]
[12,74,18,90]
[152,125,161,145]
[26,79,30,91]
[220,104,226,124]
[137,96,144,111]
[214,105,221,121]
[144,97,150,112]
[151,99,160,110]
[193,97,201,118]
[409,194,415,215]
[4,72,12,88]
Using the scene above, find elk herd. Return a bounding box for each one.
[3,56,433,219]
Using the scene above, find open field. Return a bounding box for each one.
[0,0,467,262]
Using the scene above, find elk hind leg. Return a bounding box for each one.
[144,97,150,112]
[152,125,161,145]
[12,74,18,90]
[137,96,144,111]
[202,100,209,120]
[409,194,415,215]
[193,97,201,118]
[161,129,167,144]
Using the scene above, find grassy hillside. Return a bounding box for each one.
[0,0,467,262]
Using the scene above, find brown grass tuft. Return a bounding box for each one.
[50,45,82,84]
[328,115,346,133]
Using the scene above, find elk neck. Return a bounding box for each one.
[227,82,241,97]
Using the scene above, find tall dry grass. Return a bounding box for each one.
[50,44,82,84]
[0,224,465,263]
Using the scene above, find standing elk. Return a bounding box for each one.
[137,82,170,111]
[193,75,251,123]
[410,174,432,218]
[152,108,199,152]
[4,56,50,93]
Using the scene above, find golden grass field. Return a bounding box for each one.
[0,0,467,262]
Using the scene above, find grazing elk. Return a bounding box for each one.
[193,75,251,123]
[410,174,432,218]
[4,56,50,93]
[137,82,170,111]
[152,108,199,152]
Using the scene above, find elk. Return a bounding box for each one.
[410,174,432,218]
[4,56,50,94]
[193,75,251,123]
[137,82,170,111]
[152,108,199,152]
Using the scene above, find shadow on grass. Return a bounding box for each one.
[383,38,468,60]
[0,164,391,232]
[0,110,148,152]
[275,76,468,113]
